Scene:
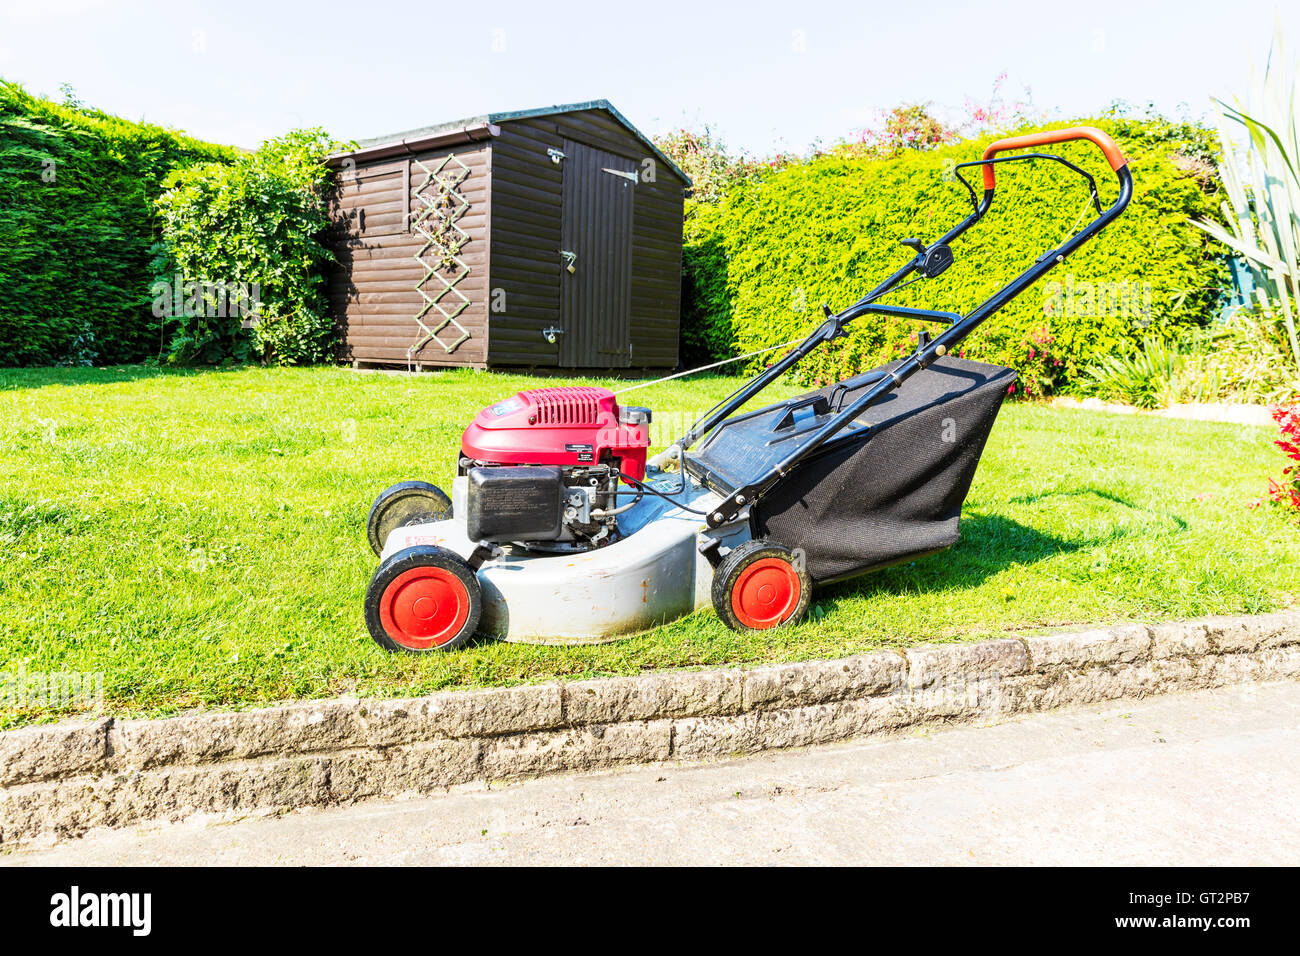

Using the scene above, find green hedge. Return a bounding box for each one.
[681,118,1229,393]
[0,81,234,366]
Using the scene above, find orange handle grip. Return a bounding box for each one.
[980,126,1127,190]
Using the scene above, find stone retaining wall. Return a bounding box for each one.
[3,612,1298,846]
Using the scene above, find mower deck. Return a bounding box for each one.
[379,473,744,644]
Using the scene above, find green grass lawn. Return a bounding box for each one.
[1,363,1296,728]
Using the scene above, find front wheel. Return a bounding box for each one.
[711,539,812,633]
[365,546,482,653]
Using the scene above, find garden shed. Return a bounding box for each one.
[324,100,690,371]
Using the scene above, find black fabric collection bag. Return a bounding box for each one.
[750,356,1016,582]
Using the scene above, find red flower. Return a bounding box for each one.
[1264,402,1300,515]
[1268,477,1300,510]
[1270,403,1300,462]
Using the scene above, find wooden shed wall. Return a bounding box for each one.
[327,142,491,368]
[629,152,686,369]
[487,110,684,369]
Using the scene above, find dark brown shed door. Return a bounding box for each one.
[559,140,635,368]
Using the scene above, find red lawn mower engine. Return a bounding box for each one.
[459,386,651,551]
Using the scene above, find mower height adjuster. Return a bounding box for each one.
[708,490,753,528]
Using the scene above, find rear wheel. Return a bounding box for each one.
[365,546,482,653]
[711,539,812,633]
[367,481,453,557]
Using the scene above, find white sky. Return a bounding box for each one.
[1,0,1296,154]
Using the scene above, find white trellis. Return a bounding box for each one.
[409,153,472,367]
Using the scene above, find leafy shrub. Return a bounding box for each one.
[832,103,959,160]
[1082,335,1184,409]
[1081,310,1300,408]
[1015,324,1067,399]
[680,118,1229,391]
[653,127,768,206]
[0,81,234,366]
[1185,309,1300,404]
[154,129,342,365]
[1264,402,1300,514]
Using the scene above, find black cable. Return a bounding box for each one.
[867,273,926,301]
[611,470,713,515]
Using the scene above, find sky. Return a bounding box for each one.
[1,0,1297,155]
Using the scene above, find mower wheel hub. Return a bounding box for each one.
[732,558,801,628]
[381,567,470,649]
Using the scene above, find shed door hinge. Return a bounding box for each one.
[602,167,639,184]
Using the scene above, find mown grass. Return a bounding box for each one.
[1,363,1296,728]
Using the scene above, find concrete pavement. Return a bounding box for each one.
[6,681,1299,865]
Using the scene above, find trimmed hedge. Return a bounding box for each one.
[0,82,234,366]
[681,118,1229,392]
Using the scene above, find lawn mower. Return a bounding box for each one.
[362,127,1133,651]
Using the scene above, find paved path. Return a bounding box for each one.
[8,682,1299,865]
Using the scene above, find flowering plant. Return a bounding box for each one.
[1010,325,1063,400]
[1265,402,1300,513]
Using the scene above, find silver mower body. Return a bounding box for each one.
[378,468,750,644]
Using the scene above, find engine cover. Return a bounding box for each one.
[460,386,650,480]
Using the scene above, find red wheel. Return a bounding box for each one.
[730,557,803,629]
[365,546,482,653]
[379,566,470,649]
[711,539,812,633]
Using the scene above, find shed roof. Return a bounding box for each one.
[328,100,690,184]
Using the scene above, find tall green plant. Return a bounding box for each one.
[1190,20,1300,370]
[1082,336,1185,409]
[154,129,343,365]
